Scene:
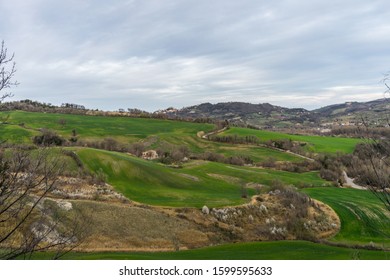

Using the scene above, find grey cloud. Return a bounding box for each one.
[1,0,390,111]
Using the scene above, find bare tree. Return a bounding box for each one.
[0,40,18,102]
[0,40,17,144]
[361,75,390,211]
[383,72,390,95]
[352,140,390,211]
[0,149,85,259]
[348,76,390,212]
[0,41,85,259]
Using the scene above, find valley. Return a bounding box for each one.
[0,103,389,260]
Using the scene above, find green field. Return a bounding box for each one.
[0,123,35,143]
[76,148,330,207]
[303,188,390,246]
[77,148,389,249]
[221,127,362,154]
[2,110,387,260]
[0,111,305,163]
[0,111,214,143]
[28,241,389,260]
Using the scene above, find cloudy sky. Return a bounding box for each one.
[1,0,389,111]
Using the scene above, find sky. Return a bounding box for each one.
[1,0,390,111]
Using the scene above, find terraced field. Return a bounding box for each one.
[75,148,330,207]
[303,188,390,246]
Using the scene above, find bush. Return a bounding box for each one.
[228,156,245,166]
[100,138,118,151]
[69,129,78,143]
[62,150,83,168]
[129,142,145,157]
[78,138,129,153]
[33,129,65,146]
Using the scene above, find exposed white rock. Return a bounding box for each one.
[259,204,268,214]
[56,200,73,211]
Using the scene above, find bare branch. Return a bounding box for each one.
[0,40,18,102]
[0,148,86,259]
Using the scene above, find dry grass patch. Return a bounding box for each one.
[71,200,214,251]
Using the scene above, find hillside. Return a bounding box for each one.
[313,98,388,117]
[161,102,315,128]
[2,98,389,129]
[159,99,389,129]
[0,111,310,163]
[313,98,390,126]
[0,109,389,260]
[76,148,331,207]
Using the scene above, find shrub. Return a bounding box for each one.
[33,129,65,146]
[129,142,145,157]
[69,129,78,143]
[62,150,83,168]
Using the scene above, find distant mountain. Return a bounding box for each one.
[160,99,389,128]
[2,98,389,129]
[157,102,315,128]
[313,98,388,117]
[310,98,390,128]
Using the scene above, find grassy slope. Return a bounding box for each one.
[0,111,305,163]
[76,148,330,207]
[60,187,388,260]
[4,111,387,260]
[221,127,362,154]
[0,111,214,142]
[303,188,390,246]
[0,123,35,143]
[31,241,389,260]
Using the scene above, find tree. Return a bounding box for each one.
[361,74,390,211]
[348,75,390,212]
[349,140,390,211]
[0,41,84,259]
[0,40,18,102]
[0,149,84,259]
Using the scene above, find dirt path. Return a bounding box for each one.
[342,171,367,190]
[199,126,228,139]
[264,145,315,162]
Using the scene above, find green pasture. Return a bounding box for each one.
[0,123,35,143]
[221,127,361,154]
[214,144,304,162]
[29,241,389,260]
[303,188,390,246]
[75,148,330,207]
[0,111,214,142]
[1,111,389,260]
[0,111,306,163]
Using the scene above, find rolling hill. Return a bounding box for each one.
[0,106,388,260]
[160,98,389,129]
